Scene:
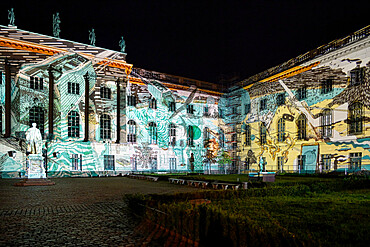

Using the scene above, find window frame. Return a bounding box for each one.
[100,86,111,99]
[321,79,333,94]
[321,109,332,138]
[276,93,285,106]
[169,123,176,146]
[245,124,251,146]
[148,122,157,144]
[149,97,157,109]
[127,120,136,143]
[260,98,267,111]
[187,125,194,147]
[260,122,267,145]
[297,114,307,140]
[68,111,80,138]
[100,114,112,140]
[127,95,137,107]
[348,102,363,135]
[296,86,307,100]
[68,81,80,95]
[104,155,115,170]
[277,118,285,142]
[71,154,82,171]
[349,152,362,170]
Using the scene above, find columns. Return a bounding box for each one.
[48,66,54,139]
[4,59,11,138]
[84,72,89,142]
[116,78,121,144]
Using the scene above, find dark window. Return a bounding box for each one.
[276,93,285,106]
[348,102,363,135]
[169,123,176,146]
[68,111,80,138]
[204,127,210,141]
[30,76,43,90]
[127,120,136,143]
[245,124,251,146]
[104,155,115,170]
[204,106,210,116]
[260,98,267,111]
[169,157,176,172]
[277,156,284,172]
[277,118,285,142]
[187,125,194,147]
[232,134,237,150]
[350,68,364,86]
[169,101,176,112]
[100,86,111,99]
[349,152,362,170]
[29,106,44,136]
[298,155,306,172]
[219,129,225,148]
[321,109,332,138]
[100,114,111,140]
[297,114,307,140]
[260,122,267,144]
[149,98,157,109]
[296,86,307,100]
[321,154,331,171]
[127,95,136,107]
[245,103,250,114]
[149,156,157,171]
[187,104,194,114]
[232,107,237,114]
[149,122,157,144]
[71,154,82,170]
[244,158,250,170]
[321,79,333,94]
[68,82,80,95]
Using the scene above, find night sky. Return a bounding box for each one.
[1,0,369,83]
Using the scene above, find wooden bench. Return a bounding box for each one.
[211,182,240,190]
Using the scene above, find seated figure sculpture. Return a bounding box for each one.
[26,123,43,154]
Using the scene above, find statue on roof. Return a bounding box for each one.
[89,28,96,46]
[53,12,61,38]
[8,8,15,26]
[119,36,126,53]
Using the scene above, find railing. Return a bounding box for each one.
[238,25,370,87]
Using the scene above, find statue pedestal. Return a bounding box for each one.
[28,154,46,179]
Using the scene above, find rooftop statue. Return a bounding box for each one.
[8,8,15,26]
[119,36,126,53]
[26,123,43,154]
[89,28,96,46]
[53,12,61,38]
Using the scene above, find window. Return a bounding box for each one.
[187,104,194,114]
[187,125,194,147]
[298,155,306,172]
[169,157,176,172]
[276,93,285,106]
[245,103,251,114]
[348,102,363,135]
[260,122,267,145]
[148,122,157,144]
[349,153,362,170]
[350,68,364,86]
[232,134,237,150]
[277,118,285,142]
[149,98,157,109]
[149,156,157,171]
[260,98,267,111]
[219,109,223,118]
[0,107,2,134]
[297,114,307,140]
[219,129,225,148]
[127,120,136,143]
[100,114,111,140]
[277,156,284,172]
[204,106,209,114]
[169,101,176,112]
[127,95,136,107]
[296,86,307,100]
[104,155,115,170]
[244,158,250,170]
[29,106,44,136]
[68,111,80,138]
[321,154,331,171]
[68,82,80,95]
[169,123,176,146]
[100,86,111,99]
[321,79,333,94]
[131,156,137,171]
[232,107,237,114]
[71,154,82,170]
[245,124,251,146]
[321,109,332,138]
[30,76,43,90]
[204,127,210,141]
[0,71,2,84]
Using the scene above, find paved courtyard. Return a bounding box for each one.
[0,177,200,247]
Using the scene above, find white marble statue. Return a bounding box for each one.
[26,123,43,154]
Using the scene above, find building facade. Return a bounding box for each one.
[1,24,369,177]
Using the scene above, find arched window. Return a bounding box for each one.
[100,86,111,99]
[277,118,285,142]
[127,120,136,143]
[149,98,157,109]
[148,122,157,144]
[68,111,80,138]
[29,106,44,136]
[169,123,176,146]
[187,125,194,147]
[245,124,251,146]
[297,114,307,140]
[100,114,111,140]
[349,102,363,134]
[321,109,332,138]
[260,122,266,144]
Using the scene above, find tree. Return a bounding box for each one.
[218,150,232,174]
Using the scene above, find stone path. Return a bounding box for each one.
[0,177,200,246]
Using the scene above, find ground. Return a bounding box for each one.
[0,177,200,247]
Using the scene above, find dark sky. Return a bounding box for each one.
[2,0,369,83]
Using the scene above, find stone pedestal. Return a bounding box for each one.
[28,154,46,178]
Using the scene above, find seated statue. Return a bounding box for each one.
[26,123,43,154]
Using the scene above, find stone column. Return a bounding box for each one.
[84,72,89,142]
[48,66,54,139]
[116,78,120,144]
[4,59,11,137]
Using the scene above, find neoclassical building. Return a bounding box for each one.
[0,24,369,177]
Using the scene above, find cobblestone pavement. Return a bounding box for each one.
[0,177,200,246]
